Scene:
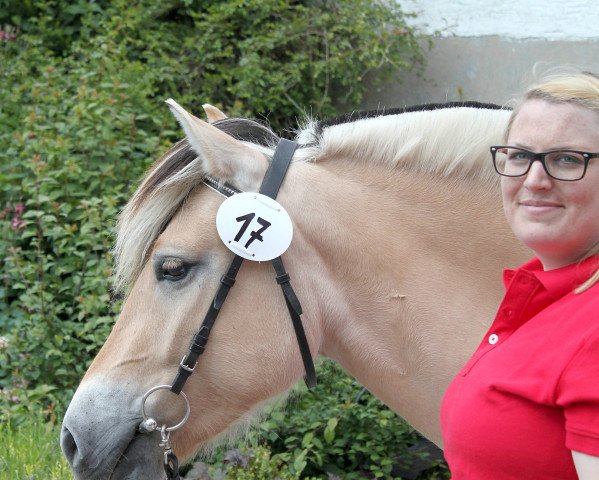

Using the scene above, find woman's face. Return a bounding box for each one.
[502,98,599,270]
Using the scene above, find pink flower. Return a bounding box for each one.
[14,202,25,214]
[0,27,17,42]
[11,216,24,230]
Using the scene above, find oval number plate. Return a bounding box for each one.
[216,192,293,261]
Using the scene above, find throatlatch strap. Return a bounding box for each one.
[259,140,316,388]
[272,256,317,388]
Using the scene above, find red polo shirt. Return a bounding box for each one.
[441,256,599,479]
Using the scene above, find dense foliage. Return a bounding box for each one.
[243,361,448,479]
[0,0,440,477]
[0,0,426,130]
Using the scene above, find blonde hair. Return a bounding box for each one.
[575,243,599,294]
[508,70,599,293]
[506,70,599,137]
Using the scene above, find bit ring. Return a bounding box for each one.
[141,384,191,432]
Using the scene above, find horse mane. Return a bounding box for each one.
[114,103,511,292]
[314,101,506,134]
[295,101,511,180]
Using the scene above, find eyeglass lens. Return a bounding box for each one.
[493,147,586,181]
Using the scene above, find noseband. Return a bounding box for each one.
[138,139,317,479]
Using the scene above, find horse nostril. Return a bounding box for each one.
[60,425,80,466]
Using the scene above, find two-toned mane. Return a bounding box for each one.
[62,101,529,479]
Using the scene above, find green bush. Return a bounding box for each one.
[210,446,313,480]
[0,31,171,421]
[1,0,426,132]
[248,361,448,479]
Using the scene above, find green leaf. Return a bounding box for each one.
[324,417,338,443]
[292,449,307,474]
[301,432,314,448]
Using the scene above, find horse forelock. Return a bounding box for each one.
[114,118,278,293]
[115,103,511,292]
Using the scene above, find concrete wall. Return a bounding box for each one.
[363,0,599,109]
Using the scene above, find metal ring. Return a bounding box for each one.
[141,384,191,432]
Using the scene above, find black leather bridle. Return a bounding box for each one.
[139,139,317,479]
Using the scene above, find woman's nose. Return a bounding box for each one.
[523,160,553,190]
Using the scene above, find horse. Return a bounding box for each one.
[60,99,530,479]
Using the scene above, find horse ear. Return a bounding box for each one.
[166,99,268,189]
[202,103,227,123]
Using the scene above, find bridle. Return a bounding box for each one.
[137,139,317,479]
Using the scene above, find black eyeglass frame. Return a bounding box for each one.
[490,145,599,181]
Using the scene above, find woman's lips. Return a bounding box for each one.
[519,199,563,215]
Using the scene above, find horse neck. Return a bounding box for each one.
[284,159,529,444]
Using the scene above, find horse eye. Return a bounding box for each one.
[160,258,188,281]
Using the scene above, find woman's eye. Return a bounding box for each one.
[556,154,583,166]
[161,258,188,281]
[508,150,531,162]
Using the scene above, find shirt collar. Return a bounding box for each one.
[503,255,599,298]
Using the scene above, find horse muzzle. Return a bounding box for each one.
[61,381,165,480]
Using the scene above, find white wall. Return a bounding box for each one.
[400,0,599,40]
[363,1,599,108]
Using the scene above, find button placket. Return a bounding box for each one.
[460,269,541,377]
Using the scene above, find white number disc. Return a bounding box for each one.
[216,192,293,261]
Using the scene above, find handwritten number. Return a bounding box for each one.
[234,213,255,242]
[245,217,271,248]
[234,213,272,249]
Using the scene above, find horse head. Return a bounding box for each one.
[61,100,325,479]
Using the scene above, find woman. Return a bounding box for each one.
[441,71,599,479]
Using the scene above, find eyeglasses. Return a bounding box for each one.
[490,146,599,181]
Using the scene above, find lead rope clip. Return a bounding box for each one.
[159,425,171,449]
[159,426,180,479]
[138,385,190,480]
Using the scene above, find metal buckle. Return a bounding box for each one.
[179,355,196,373]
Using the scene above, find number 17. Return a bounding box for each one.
[234,213,272,248]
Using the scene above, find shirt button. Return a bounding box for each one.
[489,334,499,345]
